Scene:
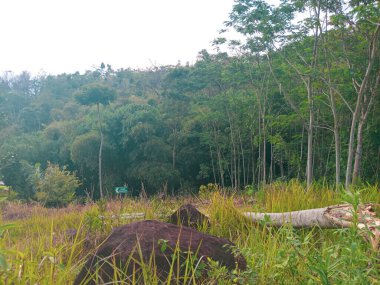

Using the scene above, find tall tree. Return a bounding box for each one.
[75,83,116,198]
[225,0,326,187]
[327,0,380,189]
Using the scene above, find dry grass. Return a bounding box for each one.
[0,182,379,284]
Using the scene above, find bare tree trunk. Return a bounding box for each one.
[353,72,379,183]
[352,119,364,184]
[270,143,274,183]
[306,7,320,188]
[216,146,225,188]
[345,26,380,190]
[250,129,256,186]
[97,103,103,199]
[323,10,341,189]
[210,146,217,184]
[262,117,267,184]
[238,131,247,186]
[377,147,380,181]
[298,124,305,180]
[248,63,268,185]
[257,116,262,184]
[212,125,225,188]
[306,98,316,186]
[172,127,177,169]
[332,103,341,188]
[346,100,362,189]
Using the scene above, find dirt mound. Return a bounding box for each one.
[74,220,246,284]
[167,204,210,229]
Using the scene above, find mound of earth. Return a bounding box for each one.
[74,220,246,284]
[167,203,210,229]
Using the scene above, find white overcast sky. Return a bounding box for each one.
[0,0,238,75]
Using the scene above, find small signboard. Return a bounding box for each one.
[115,186,129,194]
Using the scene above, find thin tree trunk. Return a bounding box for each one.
[353,72,379,183]
[212,125,225,188]
[345,26,380,190]
[217,146,225,188]
[172,127,177,169]
[324,46,341,188]
[269,126,274,183]
[323,10,341,189]
[298,124,305,180]
[97,103,103,199]
[333,106,341,188]
[306,106,314,188]
[238,131,246,186]
[262,116,267,184]
[257,116,262,184]
[250,129,256,186]
[306,1,321,188]
[248,63,268,185]
[377,147,380,181]
[227,112,237,189]
[210,146,217,184]
[352,119,364,184]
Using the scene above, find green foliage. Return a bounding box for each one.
[84,206,103,233]
[70,132,100,172]
[253,180,340,212]
[0,223,16,271]
[0,3,379,198]
[0,0,379,281]
[74,83,116,106]
[34,163,81,207]
[1,183,379,284]
[199,183,221,199]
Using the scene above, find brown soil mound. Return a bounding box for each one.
[167,204,210,229]
[74,220,246,284]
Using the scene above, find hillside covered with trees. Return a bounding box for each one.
[0,0,379,204]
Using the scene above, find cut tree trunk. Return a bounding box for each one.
[244,204,380,249]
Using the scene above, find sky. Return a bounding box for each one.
[0,0,237,75]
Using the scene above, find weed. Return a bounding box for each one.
[1,182,379,284]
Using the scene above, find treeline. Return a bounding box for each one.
[0,0,379,201]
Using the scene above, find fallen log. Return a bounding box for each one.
[244,203,380,249]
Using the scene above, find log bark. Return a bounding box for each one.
[244,204,380,249]
[245,205,346,228]
[244,204,375,228]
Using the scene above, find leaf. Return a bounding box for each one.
[158,239,169,253]
[0,254,7,270]
[0,223,16,237]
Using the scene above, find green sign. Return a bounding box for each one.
[115,186,129,194]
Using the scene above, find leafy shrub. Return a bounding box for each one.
[34,163,81,207]
[199,183,221,199]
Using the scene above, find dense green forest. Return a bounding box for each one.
[0,0,379,203]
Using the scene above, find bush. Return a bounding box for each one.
[35,163,81,207]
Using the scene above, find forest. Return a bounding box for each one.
[1,1,380,284]
[0,0,379,204]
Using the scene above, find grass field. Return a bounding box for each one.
[1,181,379,284]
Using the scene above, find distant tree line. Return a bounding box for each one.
[0,0,378,201]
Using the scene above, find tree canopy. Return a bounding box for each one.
[0,0,378,201]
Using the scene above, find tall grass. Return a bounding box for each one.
[0,182,379,284]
